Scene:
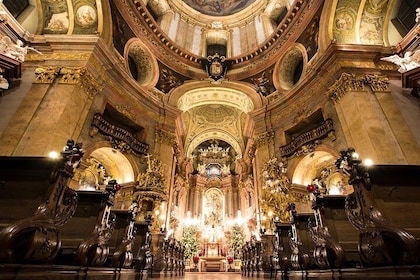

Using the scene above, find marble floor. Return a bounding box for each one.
[153,272,256,280]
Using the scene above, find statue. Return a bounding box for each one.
[0,36,42,62]
[0,74,8,89]
[381,50,420,73]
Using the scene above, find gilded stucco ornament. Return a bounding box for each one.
[326,73,390,104]
[34,66,61,83]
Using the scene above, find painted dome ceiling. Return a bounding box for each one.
[182,0,257,16]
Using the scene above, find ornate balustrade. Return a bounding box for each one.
[91,113,149,155]
[279,119,334,157]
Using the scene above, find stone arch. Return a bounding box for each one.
[291,147,338,186]
[78,141,136,189]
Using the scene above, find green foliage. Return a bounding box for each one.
[229,225,244,258]
[180,226,201,260]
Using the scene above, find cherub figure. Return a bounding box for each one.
[0,36,42,62]
[381,50,420,73]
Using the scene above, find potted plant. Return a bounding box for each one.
[180,226,200,271]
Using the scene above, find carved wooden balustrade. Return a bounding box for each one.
[279,119,334,157]
[91,113,149,155]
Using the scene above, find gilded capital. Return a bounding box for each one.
[326,73,364,104]
[155,128,176,146]
[80,71,104,97]
[363,74,390,92]
[59,67,85,84]
[33,67,61,84]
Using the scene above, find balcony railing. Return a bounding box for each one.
[91,113,149,155]
[279,119,334,157]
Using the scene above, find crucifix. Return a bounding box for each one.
[145,153,152,172]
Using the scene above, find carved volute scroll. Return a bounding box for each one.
[0,139,83,263]
[288,203,310,270]
[337,148,418,266]
[307,185,345,269]
[75,180,119,266]
[111,200,139,268]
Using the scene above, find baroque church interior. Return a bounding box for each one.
[0,0,420,279]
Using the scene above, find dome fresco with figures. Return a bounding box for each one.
[181,0,258,16]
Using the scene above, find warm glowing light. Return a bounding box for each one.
[48,151,59,159]
[364,158,374,166]
[268,211,273,217]
[351,152,359,159]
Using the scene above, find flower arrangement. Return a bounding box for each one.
[193,256,200,264]
[227,256,234,264]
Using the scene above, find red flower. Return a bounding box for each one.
[306,184,316,193]
[193,256,200,263]
[227,256,234,264]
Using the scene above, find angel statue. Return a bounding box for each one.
[381,50,420,73]
[0,36,42,62]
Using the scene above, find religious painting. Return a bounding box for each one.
[45,12,69,33]
[203,188,223,228]
[75,5,97,28]
[183,0,257,17]
[333,0,360,44]
[359,0,388,45]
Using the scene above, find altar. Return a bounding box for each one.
[200,256,226,272]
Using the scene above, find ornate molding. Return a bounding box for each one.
[248,131,275,159]
[79,70,103,97]
[115,104,138,122]
[327,73,390,104]
[33,66,60,83]
[155,128,176,146]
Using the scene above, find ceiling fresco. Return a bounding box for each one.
[182,0,257,16]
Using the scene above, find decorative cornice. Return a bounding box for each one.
[33,66,60,83]
[326,73,390,104]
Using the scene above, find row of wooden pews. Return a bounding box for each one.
[0,140,185,280]
[241,148,420,279]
